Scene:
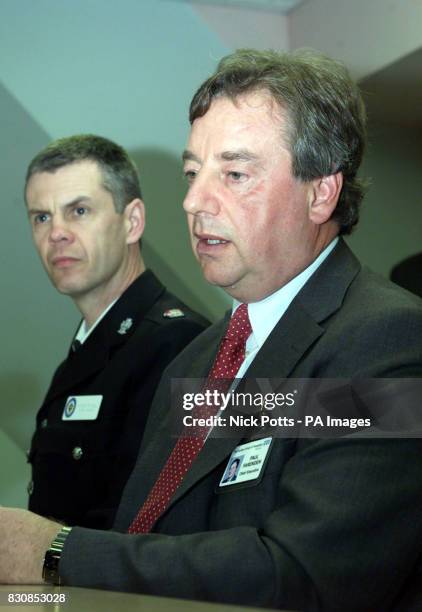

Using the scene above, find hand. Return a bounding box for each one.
[0,507,61,584]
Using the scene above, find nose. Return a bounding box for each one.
[183,171,221,217]
[48,218,73,244]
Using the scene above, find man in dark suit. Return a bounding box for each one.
[24,134,208,528]
[1,51,422,611]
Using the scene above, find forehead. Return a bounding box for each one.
[188,91,288,153]
[26,160,105,205]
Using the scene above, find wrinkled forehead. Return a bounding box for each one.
[187,91,291,159]
[25,161,106,206]
[208,88,286,124]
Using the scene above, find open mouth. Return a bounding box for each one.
[196,234,230,254]
[204,238,228,245]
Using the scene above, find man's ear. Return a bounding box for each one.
[308,172,343,225]
[124,199,145,244]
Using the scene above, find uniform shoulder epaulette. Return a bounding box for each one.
[162,308,186,319]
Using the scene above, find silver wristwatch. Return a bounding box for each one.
[42,526,72,584]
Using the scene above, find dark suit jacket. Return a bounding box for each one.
[28,270,209,528]
[60,242,422,611]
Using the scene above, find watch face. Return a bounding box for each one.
[43,550,61,584]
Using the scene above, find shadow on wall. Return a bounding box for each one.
[131,148,230,322]
[0,372,43,451]
[0,82,79,506]
[0,373,40,506]
[0,429,30,507]
[390,253,422,298]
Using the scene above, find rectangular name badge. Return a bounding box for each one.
[62,395,103,421]
[218,436,273,490]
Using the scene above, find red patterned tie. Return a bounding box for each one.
[128,303,252,534]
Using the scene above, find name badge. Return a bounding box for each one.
[62,395,103,421]
[219,437,273,489]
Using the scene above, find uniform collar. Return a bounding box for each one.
[71,270,166,350]
[75,298,118,344]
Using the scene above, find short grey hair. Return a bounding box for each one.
[25,134,141,213]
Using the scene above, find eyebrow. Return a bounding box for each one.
[220,150,259,162]
[182,149,259,163]
[182,150,200,163]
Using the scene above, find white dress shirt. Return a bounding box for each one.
[74,299,118,344]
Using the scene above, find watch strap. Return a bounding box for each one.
[42,526,72,584]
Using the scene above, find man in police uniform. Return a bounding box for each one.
[24,134,208,529]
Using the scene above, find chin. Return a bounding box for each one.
[204,274,239,294]
[55,285,77,296]
[53,280,84,296]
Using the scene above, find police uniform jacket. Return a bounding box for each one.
[28,270,209,528]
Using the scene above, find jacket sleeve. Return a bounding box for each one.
[60,433,422,611]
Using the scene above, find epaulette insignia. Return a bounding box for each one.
[163,308,185,319]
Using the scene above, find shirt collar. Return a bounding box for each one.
[233,237,338,349]
[75,298,119,344]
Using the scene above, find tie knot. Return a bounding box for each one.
[225,303,252,342]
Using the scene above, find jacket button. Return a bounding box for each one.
[40,418,48,429]
[27,480,34,495]
[72,446,83,460]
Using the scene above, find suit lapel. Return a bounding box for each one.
[295,237,361,322]
[165,308,324,510]
[249,239,361,377]
[246,303,324,379]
